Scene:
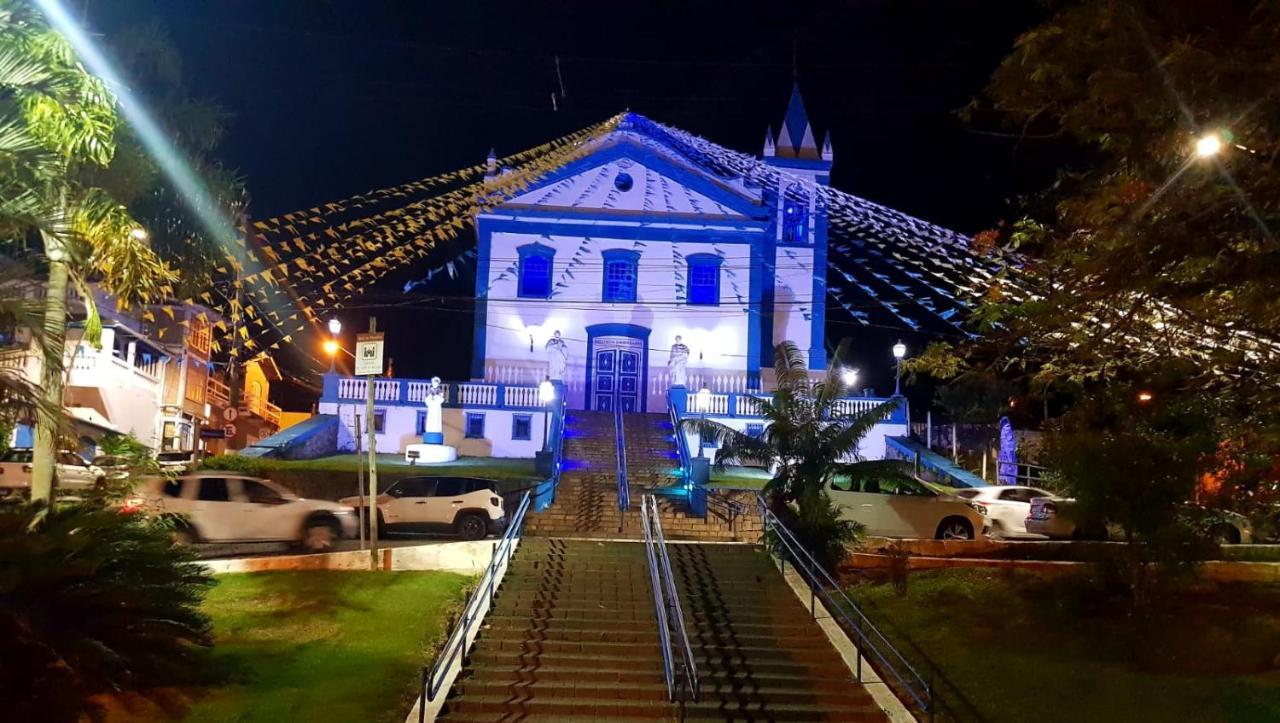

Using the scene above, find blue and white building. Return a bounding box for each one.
[318,86,1002,459]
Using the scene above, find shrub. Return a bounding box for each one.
[0,503,214,722]
[770,488,864,570]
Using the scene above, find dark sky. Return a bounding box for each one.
[90,0,1055,404]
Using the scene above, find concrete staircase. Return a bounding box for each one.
[523,410,748,541]
[438,538,889,721]
[672,543,889,721]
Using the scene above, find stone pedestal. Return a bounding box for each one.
[404,443,457,465]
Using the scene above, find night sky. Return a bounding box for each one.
[89,1,1057,407]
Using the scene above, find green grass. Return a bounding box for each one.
[709,465,772,490]
[178,571,471,723]
[847,569,1280,722]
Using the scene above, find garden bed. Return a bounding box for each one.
[97,570,472,723]
[846,568,1280,722]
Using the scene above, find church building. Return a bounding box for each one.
[473,86,834,413]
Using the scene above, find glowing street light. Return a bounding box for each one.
[539,378,556,405]
[540,377,556,452]
[1137,390,1155,404]
[1195,132,1223,158]
[328,318,342,336]
[892,341,907,396]
[129,227,148,241]
[325,318,342,371]
[841,367,859,389]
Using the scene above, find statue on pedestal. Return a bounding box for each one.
[422,376,446,444]
[667,335,690,387]
[545,330,569,381]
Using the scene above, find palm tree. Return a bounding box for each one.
[1,2,175,502]
[683,342,907,565]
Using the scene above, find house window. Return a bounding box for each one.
[465,413,485,439]
[745,423,764,439]
[686,254,721,306]
[602,249,639,303]
[511,414,532,441]
[415,410,427,435]
[517,243,555,299]
[782,185,808,244]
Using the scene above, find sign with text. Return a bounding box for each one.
[355,332,385,376]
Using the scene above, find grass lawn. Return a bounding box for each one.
[847,569,1280,722]
[709,465,771,490]
[128,571,471,722]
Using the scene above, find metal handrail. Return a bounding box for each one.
[756,496,934,716]
[615,405,631,511]
[642,495,700,708]
[418,491,532,719]
[668,401,694,485]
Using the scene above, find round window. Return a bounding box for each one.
[614,172,634,192]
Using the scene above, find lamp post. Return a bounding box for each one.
[892,341,907,396]
[326,318,342,372]
[695,387,711,458]
[539,377,555,452]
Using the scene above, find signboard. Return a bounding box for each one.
[222,406,239,422]
[355,332,385,376]
[223,423,237,438]
[199,428,226,439]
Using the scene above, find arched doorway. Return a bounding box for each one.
[585,324,650,412]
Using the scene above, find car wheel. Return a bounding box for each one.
[456,513,487,541]
[94,476,107,490]
[172,526,198,546]
[303,520,340,552]
[1210,523,1241,545]
[936,517,974,541]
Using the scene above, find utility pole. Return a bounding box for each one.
[363,317,380,571]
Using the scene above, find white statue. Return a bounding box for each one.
[667,335,690,387]
[422,376,446,443]
[545,330,569,381]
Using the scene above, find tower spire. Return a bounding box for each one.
[763,127,776,157]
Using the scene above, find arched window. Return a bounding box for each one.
[686,254,722,306]
[517,243,555,299]
[782,185,808,244]
[601,249,639,303]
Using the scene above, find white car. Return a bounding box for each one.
[140,473,357,551]
[156,450,197,473]
[827,475,985,540]
[0,448,106,494]
[339,476,506,540]
[954,485,1054,538]
[1026,497,1254,544]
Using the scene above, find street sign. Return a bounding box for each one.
[223,423,237,437]
[355,332,385,376]
[222,406,238,422]
[199,428,226,439]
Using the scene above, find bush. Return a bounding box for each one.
[0,503,214,722]
[769,488,863,570]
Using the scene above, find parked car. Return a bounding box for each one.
[1027,497,1254,543]
[91,454,133,481]
[954,485,1054,538]
[156,450,197,473]
[339,476,506,540]
[139,472,357,551]
[0,448,106,494]
[826,474,985,540]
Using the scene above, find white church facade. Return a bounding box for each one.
[473,87,832,412]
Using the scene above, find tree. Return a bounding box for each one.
[0,2,175,502]
[0,502,213,722]
[684,341,903,565]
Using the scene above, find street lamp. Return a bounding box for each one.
[326,318,342,372]
[892,341,907,396]
[1195,132,1223,159]
[539,377,555,452]
[695,387,711,458]
[129,227,148,241]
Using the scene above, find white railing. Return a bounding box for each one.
[406,380,433,403]
[337,377,401,401]
[833,398,887,416]
[457,383,498,406]
[503,385,541,408]
[690,393,730,415]
[737,394,766,417]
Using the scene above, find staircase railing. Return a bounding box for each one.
[417,491,532,721]
[668,398,708,518]
[614,405,631,512]
[756,496,935,719]
[640,494,700,713]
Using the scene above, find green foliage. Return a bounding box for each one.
[0,502,214,722]
[769,487,864,571]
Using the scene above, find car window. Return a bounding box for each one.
[242,480,284,504]
[954,489,981,499]
[1,449,30,463]
[163,480,184,497]
[197,478,230,502]
[462,479,494,493]
[830,477,855,492]
[999,488,1031,503]
[59,452,86,466]
[392,478,434,497]
[434,478,465,497]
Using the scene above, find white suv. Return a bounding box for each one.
[0,448,106,495]
[141,473,357,551]
[827,474,984,540]
[340,476,506,540]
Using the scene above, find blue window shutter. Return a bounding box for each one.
[601,249,639,303]
[465,413,485,439]
[517,243,555,299]
[686,254,722,306]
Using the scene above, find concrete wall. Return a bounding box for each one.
[318,401,548,458]
[680,416,907,463]
[200,539,510,576]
